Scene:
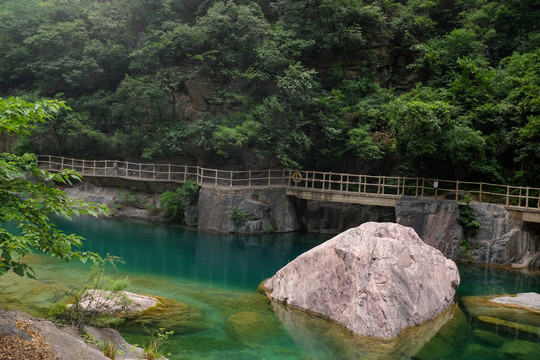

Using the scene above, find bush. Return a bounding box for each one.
[117,189,143,208]
[228,206,248,223]
[159,180,200,223]
[48,255,132,329]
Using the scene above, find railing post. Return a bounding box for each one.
[168,164,171,181]
[153,164,155,180]
[415,178,419,197]
[268,169,271,187]
[184,165,187,183]
[248,170,252,188]
[526,187,530,208]
[215,170,218,187]
[340,174,343,192]
[287,170,291,187]
[377,176,381,195]
[363,176,367,193]
[382,176,386,195]
[139,163,142,180]
[506,185,510,206]
[455,180,459,201]
[421,178,425,197]
[230,170,233,188]
[479,183,483,203]
[93,160,96,176]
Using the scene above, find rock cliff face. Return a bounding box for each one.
[264,222,460,339]
[63,181,540,267]
[197,188,302,233]
[395,197,462,259]
[301,201,395,234]
[468,203,540,267]
[396,197,540,267]
[63,182,166,222]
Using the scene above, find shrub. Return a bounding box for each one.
[117,188,143,208]
[142,328,174,360]
[159,180,200,223]
[228,206,248,223]
[48,255,132,329]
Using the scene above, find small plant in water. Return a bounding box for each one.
[143,328,174,360]
[48,254,132,329]
[102,339,119,360]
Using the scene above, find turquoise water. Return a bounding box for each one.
[1,216,539,359]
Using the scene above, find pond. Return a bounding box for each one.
[1,217,539,359]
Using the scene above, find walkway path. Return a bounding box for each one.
[37,155,540,223]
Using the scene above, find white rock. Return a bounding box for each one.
[491,292,540,311]
[75,290,159,314]
[264,222,460,339]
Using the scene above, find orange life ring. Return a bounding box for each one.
[292,172,303,184]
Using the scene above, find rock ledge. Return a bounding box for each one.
[491,292,540,312]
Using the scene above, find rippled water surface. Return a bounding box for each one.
[1,217,539,359]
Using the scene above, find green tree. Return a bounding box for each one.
[0,97,107,278]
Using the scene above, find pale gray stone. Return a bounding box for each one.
[491,292,540,310]
[0,307,150,360]
[264,222,460,339]
[74,290,159,314]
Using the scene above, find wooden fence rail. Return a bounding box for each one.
[37,155,540,211]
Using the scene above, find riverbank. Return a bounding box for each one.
[1,221,539,360]
[0,307,144,360]
[64,181,540,268]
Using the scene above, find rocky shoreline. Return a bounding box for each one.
[0,307,144,360]
[64,181,540,268]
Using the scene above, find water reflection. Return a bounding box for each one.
[55,216,328,290]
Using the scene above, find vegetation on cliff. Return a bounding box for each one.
[0,0,538,186]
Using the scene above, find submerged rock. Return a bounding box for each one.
[472,329,506,347]
[121,296,207,335]
[461,295,540,331]
[498,339,540,360]
[271,300,460,360]
[264,222,460,339]
[491,292,540,312]
[227,311,282,344]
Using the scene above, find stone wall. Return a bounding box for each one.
[63,182,540,267]
[395,196,540,267]
[301,201,396,235]
[197,188,302,233]
[395,197,463,260]
[468,203,540,267]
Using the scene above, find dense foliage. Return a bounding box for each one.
[1,0,538,185]
[0,97,107,277]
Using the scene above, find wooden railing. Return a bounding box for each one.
[37,155,540,211]
[36,155,290,188]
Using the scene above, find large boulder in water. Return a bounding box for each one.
[264,222,460,339]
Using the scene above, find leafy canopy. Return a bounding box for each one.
[0,97,108,278]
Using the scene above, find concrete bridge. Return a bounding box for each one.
[37,155,540,223]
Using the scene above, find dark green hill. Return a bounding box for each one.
[1,0,538,185]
